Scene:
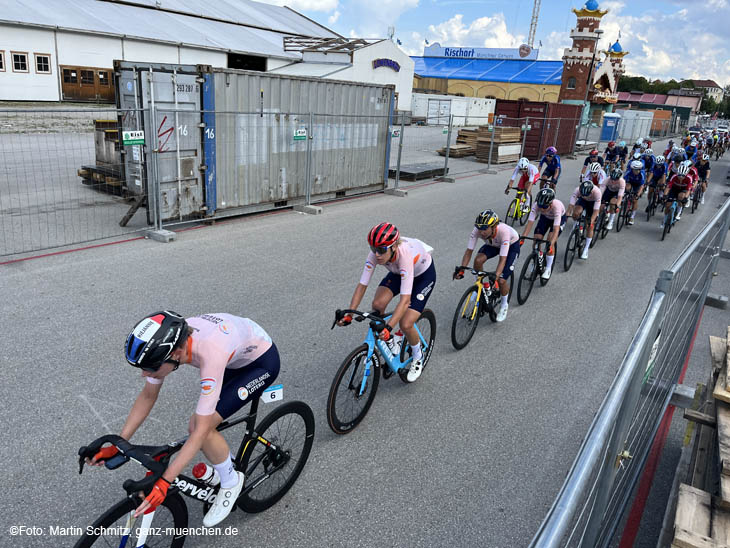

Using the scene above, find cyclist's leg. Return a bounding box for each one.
[473,245,493,271]
[572,203,585,221]
[398,262,436,367]
[498,242,520,295]
[372,274,398,314]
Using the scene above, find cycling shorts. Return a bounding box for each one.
[534,214,566,237]
[478,241,521,280]
[575,197,597,217]
[215,344,280,419]
[379,260,436,313]
[628,181,644,192]
[666,187,688,201]
[601,189,619,203]
[542,168,559,182]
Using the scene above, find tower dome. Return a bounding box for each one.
[585,0,599,10]
[610,40,623,53]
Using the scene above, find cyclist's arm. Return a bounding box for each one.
[347,283,368,311]
[554,166,560,180]
[119,381,162,441]
[388,293,411,330]
[459,248,474,270]
[521,219,534,239]
[494,254,507,280]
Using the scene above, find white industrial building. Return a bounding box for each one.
[0,0,413,108]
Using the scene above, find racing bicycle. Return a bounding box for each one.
[505,188,531,227]
[661,197,680,241]
[563,211,588,272]
[450,267,514,350]
[616,190,638,232]
[517,237,558,305]
[327,308,436,434]
[74,392,314,547]
[691,181,704,213]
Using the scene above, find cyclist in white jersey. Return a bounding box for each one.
[340,222,436,382]
[88,311,280,527]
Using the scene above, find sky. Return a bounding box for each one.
[262,0,730,88]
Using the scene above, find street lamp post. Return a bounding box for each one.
[581,28,604,146]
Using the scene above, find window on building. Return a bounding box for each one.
[98,71,109,86]
[567,77,577,90]
[63,68,77,83]
[227,52,266,71]
[35,53,51,74]
[0,51,5,71]
[12,52,28,72]
[80,70,94,85]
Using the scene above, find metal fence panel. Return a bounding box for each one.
[0,108,151,257]
[531,197,730,547]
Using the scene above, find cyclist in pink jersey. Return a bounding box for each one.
[600,168,626,230]
[454,209,520,321]
[88,311,280,527]
[520,187,566,278]
[567,180,602,260]
[340,222,436,382]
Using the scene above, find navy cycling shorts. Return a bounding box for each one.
[378,260,436,313]
[215,344,280,419]
[575,197,596,217]
[477,241,521,280]
[535,214,566,237]
[602,189,619,203]
[543,169,559,182]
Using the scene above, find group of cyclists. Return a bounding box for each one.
[82,130,720,531]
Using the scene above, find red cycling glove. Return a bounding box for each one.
[144,478,170,511]
[93,445,119,463]
[380,327,391,341]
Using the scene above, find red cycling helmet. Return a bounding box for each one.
[368,222,400,248]
[608,141,615,147]
[589,149,599,155]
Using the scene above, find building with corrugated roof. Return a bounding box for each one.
[410,44,563,102]
[0,0,339,102]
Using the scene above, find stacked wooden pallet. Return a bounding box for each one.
[456,128,478,148]
[437,144,474,158]
[672,328,730,547]
[475,126,522,164]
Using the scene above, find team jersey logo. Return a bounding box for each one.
[238,387,249,401]
[219,324,230,335]
[399,269,407,279]
[200,377,217,395]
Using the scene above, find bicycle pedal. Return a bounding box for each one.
[382,367,394,379]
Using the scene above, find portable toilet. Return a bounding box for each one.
[601,113,621,142]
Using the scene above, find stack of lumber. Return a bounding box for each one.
[456,128,478,148]
[437,143,474,157]
[672,328,730,547]
[475,126,522,164]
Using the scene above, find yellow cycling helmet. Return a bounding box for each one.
[475,209,499,229]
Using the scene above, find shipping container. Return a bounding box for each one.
[410,93,495,126]
[114,61,395,222]
[493,99,582,159]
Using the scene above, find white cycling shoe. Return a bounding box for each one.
[203,471,244,527]
[496,303,509,322]
[541,267,552,280]
[606,220,614,230]
[580,248,589,260]
[406,358,424,382]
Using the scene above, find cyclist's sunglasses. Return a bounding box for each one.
[545,153,554,157]
[370,245,392,255]
[474,224,491,230]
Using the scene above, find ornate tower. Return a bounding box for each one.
[558,0,608,103]
[591,40,629,104]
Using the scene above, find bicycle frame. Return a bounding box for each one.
[356,313,429,397]
[457,273,494,322]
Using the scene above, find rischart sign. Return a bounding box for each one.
[372,58,401,72]
[424,44,539,60]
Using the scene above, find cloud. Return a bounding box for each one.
[328,10,340,24]
[342,0,420,38]
[426,13,525,48]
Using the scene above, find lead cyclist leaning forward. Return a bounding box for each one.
[86,311,280,527]
[340,223,436,382]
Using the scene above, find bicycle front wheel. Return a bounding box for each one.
[661,211,671,241]
[73,494,187,548]
[519,194,532,226]
[517,254,537,305]
[450,286,480,350]
[237,400,315,513]
[506,199,518,227]
[399,309,436,383]
[564,229,577,271]
[326,344,379,434]
[616,201,627,232]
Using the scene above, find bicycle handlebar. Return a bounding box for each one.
[454,265,496,279]
[332,309,387,331]
[78,434,167,496]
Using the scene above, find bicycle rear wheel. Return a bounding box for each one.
[564,229,578,271]
[237,400,315,513]
[73,494,187,548]
[691,187,699,213]
[519,194,532,226]
[517,253,537,305]
[450,286,480,350]
[326,344,380,434]
[399,309,436,383]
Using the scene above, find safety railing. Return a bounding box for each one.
[530,197,730,547]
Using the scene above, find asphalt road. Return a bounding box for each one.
[2,138,728,547]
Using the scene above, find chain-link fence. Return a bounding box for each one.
[575,117,679,154]
[530,197,730,547]
[0,108,151,257]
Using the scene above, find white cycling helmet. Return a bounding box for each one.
[655,155,665,164]
[645,148,653,155]
[702,153,710,161]
[677,163,690,176]
[633,151,642,160]
[589,162,602,173]
[635,138,643,146]
[630,160,643,170]
[517,157,530,170]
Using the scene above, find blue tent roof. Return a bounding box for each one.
[411,57,563,85]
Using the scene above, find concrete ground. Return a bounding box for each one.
[2,137,728,547]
